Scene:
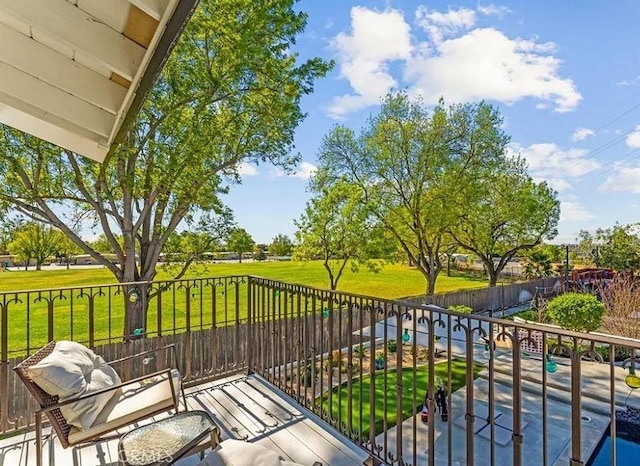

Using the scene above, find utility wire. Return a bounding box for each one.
[594,101,640,133]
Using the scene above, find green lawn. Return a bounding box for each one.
[0,262,488,355]
[320,360,483,436]
[0,260,487,298]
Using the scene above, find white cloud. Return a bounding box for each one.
[292,162,317,180]
[415,6,476,43]
[406,28,580,112]
[617,75,640,86]
[599,165,640,194]
[533,177,571,192]
[328,5,581,118]
[267,162,317,180]
[327,6,412,118]
[477,3,512,17]
[268,168,285,178]
[560,201,596,222]
[237,162,258,176]
[571,127,594,142]
[509,143,600,179]
[626,125,640,148]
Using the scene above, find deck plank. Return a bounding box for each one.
[0,374,366,466]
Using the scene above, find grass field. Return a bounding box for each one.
[320,360,483,435]
[0,261,488,356]
[0,260,487,297]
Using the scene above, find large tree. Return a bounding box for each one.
[227,228,255,263]
[160,211,234,272]
[0,0,331,334]
[449,159,560,286]
[316,93,509,295]
[8,222,61,270]
[294,179,386,290]
[577,224,640,271]
[0,216,23,254]
[55,234,83,269]
[269,234,293,257]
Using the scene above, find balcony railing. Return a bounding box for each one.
[1,275,640,466]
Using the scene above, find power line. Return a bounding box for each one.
[594,101,640,133]
[598,147,640,178]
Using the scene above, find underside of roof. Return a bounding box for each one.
[0,0,198,162]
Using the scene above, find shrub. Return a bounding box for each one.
[374,353,385,370]
[594,345,634,362]
[387,340,397,353]
[448,305,473,314]
[253,249,267,261]
[330,349,342,365]
[547,293,605,333]
[354,344,366,356]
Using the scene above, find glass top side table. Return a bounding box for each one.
[118,410,220,466]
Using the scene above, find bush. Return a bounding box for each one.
[253,249,267,261]
[448,305,473,314]
[374,352,385,370]
[594,345,634,362]
[547,293,605,333]
[387,340,397,353]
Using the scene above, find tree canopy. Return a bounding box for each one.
[269,234,293,257]
[294,178,387,290]
[8,222,63,270]
[577,224,640,271]
[314,92,555,294]
[0,0,331,333]
[449,158,560,286]
[227,228,255,263]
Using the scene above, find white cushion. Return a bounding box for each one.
[68,368,181,444]
[61,357,120,430]
[27,341,121,430]
[27,346,86,397]
[196,440,307,466]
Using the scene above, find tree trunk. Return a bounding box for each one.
[426,278,436,295]
[447,255,452,277]
[124,282,149,340]
[488,270,499,287]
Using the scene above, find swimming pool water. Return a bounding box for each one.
[587,420,640,466]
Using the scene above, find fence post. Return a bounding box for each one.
[246,277,254,375]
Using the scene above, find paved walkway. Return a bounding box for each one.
[377,352,640,465]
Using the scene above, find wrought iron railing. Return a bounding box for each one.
[0,276,250,433]
[247,276,640,466]
[1,275,640,466]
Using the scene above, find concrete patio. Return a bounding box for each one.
[378,352,640,465]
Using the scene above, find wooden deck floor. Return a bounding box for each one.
[0,374,368,466]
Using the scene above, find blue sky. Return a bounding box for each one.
[224,1,640,245]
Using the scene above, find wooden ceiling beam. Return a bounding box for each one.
[0,62,115,138]
[0,92,108,162]
[127,0,169,22]
[0,23,127,114]
[0,0,146,81]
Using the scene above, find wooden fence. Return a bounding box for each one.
[399,277,561,312]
